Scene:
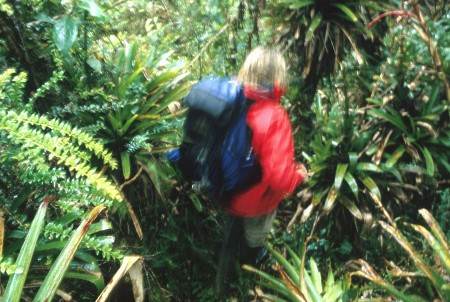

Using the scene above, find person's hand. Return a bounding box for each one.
[296,164,308,182]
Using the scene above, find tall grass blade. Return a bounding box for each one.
[419,209,449,252]
[3,200,49,302]
[408,223,450,274]
[242,264,298,300]
[33,205,106,302]
[378,221,447,297]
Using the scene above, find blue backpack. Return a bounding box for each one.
[169,77,261,198]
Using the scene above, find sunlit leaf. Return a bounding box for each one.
[78,0,106,18]
[305,14,323,42]
[334,163,348,190]
[356,162,382,173]
[384,145,406,168]
[331,3,358,22]
[339,194,363,220]
[344,172,359,200]
[420,146,435,176]
[34,205,106,302]
[188,192,203,212]
[323,187,338,214]
[53,16,78,54]
[120,151,131,180]
[3,200,49,302]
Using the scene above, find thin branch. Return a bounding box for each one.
[185,23,230,70]
[120,165,144,190]
[366,10,419,29]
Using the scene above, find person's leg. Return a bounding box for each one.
[240,210,277,265]
[215,215,243,296]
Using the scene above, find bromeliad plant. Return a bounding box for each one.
[244,240,351,301]
[297,2,449,230]
[274,0,387,93]
[79,41,191,193]
[348,208,450,301]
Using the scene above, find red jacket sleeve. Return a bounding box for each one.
[250,103,304,194]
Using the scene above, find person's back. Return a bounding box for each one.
[216,46,308,296]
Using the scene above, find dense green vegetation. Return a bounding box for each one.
[0,0,448,301]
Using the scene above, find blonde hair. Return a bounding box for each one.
[237,46,287,90]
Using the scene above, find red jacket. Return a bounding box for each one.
[226,86,305,217]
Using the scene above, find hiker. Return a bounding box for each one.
[216,46,308,292]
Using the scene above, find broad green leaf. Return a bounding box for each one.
[323,187,338,214]
[3,200,49,302]
[53,16,78,53]
[106,114,120,132]
[304,270,323,302]
[305,14,322,42]
[339,194,363,220]
[356,162,382,173]
[344,172,359,200]
[309,258,322,294]
[243,265,297,301]
[409,223,450,274]
[120,151,131,180]
[148,82,192,115]
[34,205,106,302]
[334,163,348,190]
[360,175,381,204]
[385,145,406,168]
[120,114,138,134]
[421,146,435,176]
[53,212,79,226]
[265,242,299,285]
[419,209,450,259]
[145,69,179,94]
[348,152,358,171]
[188,192,203,212]
[368,109,408,133]
[87,58,102,73]
[289,0,315,9]
[65,271,104,293]
[87,219,113,235]
[78,0,105,18]
[331,3,358,22]
[324,269,335,296]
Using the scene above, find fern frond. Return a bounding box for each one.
[14,111,118,169]
[43,223,124,261]
[28,70,65,105]
[0,110,122,202]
